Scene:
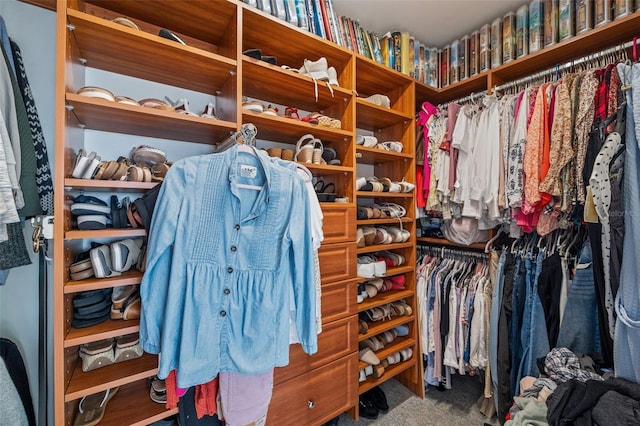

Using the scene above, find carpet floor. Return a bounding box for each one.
[336,374,500,426]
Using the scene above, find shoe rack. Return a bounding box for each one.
[35,0,640,424]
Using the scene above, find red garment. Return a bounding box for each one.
[165,370,219,419]
[416,165,426,208]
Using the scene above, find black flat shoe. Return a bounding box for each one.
[368,386,389,413]
[359,395,378,419]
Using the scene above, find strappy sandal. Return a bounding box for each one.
[139,98,175,112]
[72,149,102,179]
[284,106,300,120]
[76,86,115,102]
[200,102,218,119]
[112,17,140,30]
[379,202,407,218]
[126,164,152,182]
[149,376,167,404]
[295,134,316,163]
[110,291,141,320]
[73,387,119,426]
[110,238,144,273]
[151,163,171,182]
[166,97,199,116]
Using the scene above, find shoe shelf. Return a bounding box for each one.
[65,352,158,402]
[356,146,413,164]
[64,179,158,192]
[91,378,178,426]
[357,242,413,255]
[358,352,417,395]
[384,265,416,276]
[358,289,414,313]
[355,100,413,130]
[416,236,487,251]
[64,319,140,348]
[357,217,413,226]
[66,93,237,145]
[356,191,413,199]
[242,57,352,112]
[242,111,352,143]
[240,5,354,86]
[66,9,237,94]
[83,0,238,52]
[301,162,353,176]
[358,337,416,371]
[355,56,415,98]
[359,315,415,342]
[65,228,147,240]
[64,270,143,294]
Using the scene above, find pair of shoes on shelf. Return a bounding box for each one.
[110,285,141,321]
[295,134,325,164]
[79,334,142,372]
[359,93,391,108]
[149,376,167,405]
[265,147,295,161]
[74,387,119,426]
[362,386,389,416]
[90,238,145,279]
[71,195,111,230]
[72,288,113,328]
[164,97,219,119]
[243,48,277,65]
[242,99,279,116]
[282,57,339,101]
[314,180,337,202]
[357,255,386,278]
[303,112,341,129]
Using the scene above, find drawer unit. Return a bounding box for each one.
[320,278,357,324]
[268,354,358,425]
[321,205,356,244]
[318,242,357,284]
[275,314,357,384]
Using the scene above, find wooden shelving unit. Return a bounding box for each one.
[32,0,638,423]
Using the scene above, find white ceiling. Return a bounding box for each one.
[332,0,528,47]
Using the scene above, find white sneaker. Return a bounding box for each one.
[299,57,329,80]
[328,66,339,86]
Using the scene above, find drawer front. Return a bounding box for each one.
[275,315,357,384]
[321,279,357,324]
[268,354,358,426]
[322,206,355,244]
[318,242,356,284]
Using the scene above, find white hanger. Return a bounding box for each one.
[485,226,506,253]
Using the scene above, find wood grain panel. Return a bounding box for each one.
[64,320,140,348]
[356,99,413,131]
[321,205,355,244]
[318,242,356,284]
[320,279,357,324]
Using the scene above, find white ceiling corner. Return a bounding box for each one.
[332,0,528,47]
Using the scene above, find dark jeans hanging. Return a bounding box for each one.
[497,253,516,424]
[537,253,563,348]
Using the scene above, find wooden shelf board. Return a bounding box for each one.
[355,56,414,95]
[357,217,413,225]
[356,146,413,164]
[414,80,440,104]
[98,379,178,426]
[85,0,237,46]
[302,162,353,175]
[242,57,352,111]
[64,179,158,192]
[65,353,158,401]
[358,337,415,370]
[67,9,236,94]
[356,191,413,199]
[357,290,414,313]
[358,355,417,394]
[357,242,413,254]
[65,319,140,348]
[243,111,352,144]
[20,0,56,10]
[65,228,146,240]
[432,71,490,104]
[384,265,415,276]
[321,203,357,211]
[416,236,486,250]
[359,315,415,341]
[490,12,640,85]
[64,270,143,294]
[67,93,237,144]
[241,6,354,79]
[356,100,413,130]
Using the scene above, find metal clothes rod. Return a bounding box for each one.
[493,39,633,93]
[439,90,486,109]
[418,243,489,262]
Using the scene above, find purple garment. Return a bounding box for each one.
[219,369,273,426]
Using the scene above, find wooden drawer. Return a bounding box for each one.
[275,315,357,384]
[268,354,358,426]
[321,205,356,244]
[321,279,357,324]
[318,242,356,284]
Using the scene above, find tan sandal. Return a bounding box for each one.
[73,387,119,426]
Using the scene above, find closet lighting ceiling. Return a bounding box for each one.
[332,0,528,47]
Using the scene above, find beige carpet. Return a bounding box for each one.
[336,374,500,426]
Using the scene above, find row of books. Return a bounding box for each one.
[242,0,441,87]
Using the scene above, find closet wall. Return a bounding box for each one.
[0,1,55,422]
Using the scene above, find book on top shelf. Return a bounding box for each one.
[372,33,384,64]
[318,0,333,42]
[285,0,298,26]
[326,0,343,46]
[295,0,309,30]
[272,0,287,20]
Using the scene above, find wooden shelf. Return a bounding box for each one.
[241,5,354,82]
[84,0,238,47]
[357,241,413,254]
[385,265,415,276]
[65,228,146,240]
[358,290,414,313]
[356,100,413,130]
[358,337,415,370]
[416,236,487,251]
[64,270,143,294]
[301,162,353,175]
[359,315,415,341]
[65,319,140,348]
[64,179,158,192]
[65,353,158,402]
[357,217,413,225]
[356,191,413,199]
[356,146,413,164]
[243,111,352,144]
[66,93,237,144]
[429,71,489,104]
[355,56,415,96]
[97,379,178,426]
[242,57,352,112]
[20,0,56,10]
[358,353,417,394]
[67,9,236,94]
